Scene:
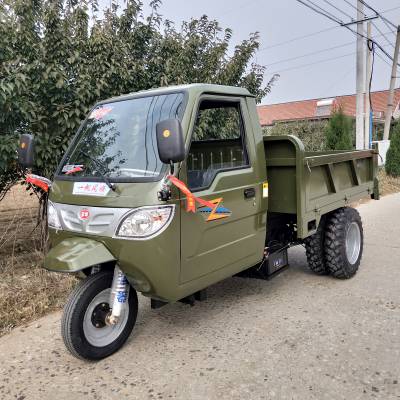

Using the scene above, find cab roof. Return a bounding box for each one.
[97,84,253,105]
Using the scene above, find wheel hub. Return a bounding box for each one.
[91,303,110,329]
[83,288,130,347]
[345,221,361,265]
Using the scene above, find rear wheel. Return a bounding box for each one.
[61,270,138,360]
[324,207,363,279]
[304,216,329,275]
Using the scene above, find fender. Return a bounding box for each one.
[44,237,116,273]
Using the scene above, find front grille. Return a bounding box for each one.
[53,203,131,237]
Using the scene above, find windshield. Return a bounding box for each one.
[60,92,185,180]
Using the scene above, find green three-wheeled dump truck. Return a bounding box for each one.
[18,84,379,360]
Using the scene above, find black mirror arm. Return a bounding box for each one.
[157,161,177,202]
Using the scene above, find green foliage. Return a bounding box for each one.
[385,121,400,177]
[264,120,329,151]
[194,106,241,140]
[0,0,276,196]
[324,107,353,151]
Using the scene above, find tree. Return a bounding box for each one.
[385,121,400,177]
[0,0,278,197]
[265,120,329,151]
[324,106,353,151]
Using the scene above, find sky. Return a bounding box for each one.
[101,0,400,105]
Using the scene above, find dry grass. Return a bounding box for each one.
[378,168,400,196]
[0,185,76,336]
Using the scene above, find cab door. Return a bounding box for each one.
[180,96,265,284]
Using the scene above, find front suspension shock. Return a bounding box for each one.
[108,266,130,325]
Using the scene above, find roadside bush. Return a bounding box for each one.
[0,0,278,198]
[264,120,328,151]
[385,121,400,177]
[325,106,353,150]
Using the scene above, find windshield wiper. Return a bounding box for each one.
[79,150,116,191]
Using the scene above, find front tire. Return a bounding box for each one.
[61,270,138,360]
[324,207,363,279]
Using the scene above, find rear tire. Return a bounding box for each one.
[61,270,138,360]
[304,216,329,275]
[324,207,363,279]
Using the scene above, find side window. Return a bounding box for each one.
[187,100,249,190]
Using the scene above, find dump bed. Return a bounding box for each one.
[264,135,379,239]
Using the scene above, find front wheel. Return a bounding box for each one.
[61,270,138,360]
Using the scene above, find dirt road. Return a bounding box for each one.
[1,194,399,400]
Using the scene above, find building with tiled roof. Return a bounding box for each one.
[257,89,400,129]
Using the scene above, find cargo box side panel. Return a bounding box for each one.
[267,166,297,214]
[264,136,305,215]
[302,151,376,238]
[355,157,373,183]
[307,164,332,201]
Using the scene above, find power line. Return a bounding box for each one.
[342,0,400,22]
[369,43,400,73]
[348,26,399,67]
[264,41,354,66]
[295,0,400,66]
[375,50,393,68]
[380,17,397,35]
[268,42,395,76]
[375,45,400,72]
[371,21,395,49]
[269,51,355,75]
[341,0,359,13]
[381,6,400,15]
[300,0,342,24]
[259,4,399,53]
[321,0,353,20]
[259,26,339,51]
[264,30,394,67]
[358,0,397,30]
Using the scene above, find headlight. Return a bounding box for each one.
[48,201,62,229]
[115,205,175,240]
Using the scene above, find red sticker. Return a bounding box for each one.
[65,166,84,175]
[90,106,113,120]
[26,174,51,192]
[79,209,90,220]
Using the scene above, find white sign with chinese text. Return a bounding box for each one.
[73,182,111,197]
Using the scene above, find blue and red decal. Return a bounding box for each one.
[198,198,232,221]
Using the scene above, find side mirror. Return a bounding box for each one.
[18,134,35,168]
[156,119,185,164]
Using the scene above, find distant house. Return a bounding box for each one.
[257,89,400,138]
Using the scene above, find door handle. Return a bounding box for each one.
[244,188,256,199]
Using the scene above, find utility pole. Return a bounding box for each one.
[383,26,400,141]
[356,0,365,150]
[364,21,372,149]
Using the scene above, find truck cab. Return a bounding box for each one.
[47,84,268,301]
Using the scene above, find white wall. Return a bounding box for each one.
[371,140,391,166]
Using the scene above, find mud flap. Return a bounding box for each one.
[44,237,116,273]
